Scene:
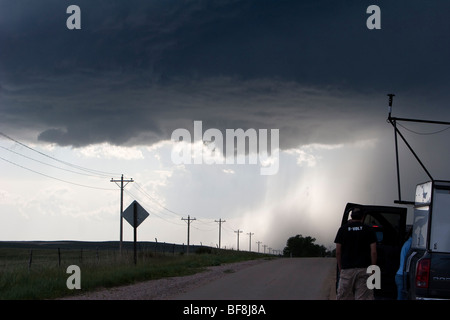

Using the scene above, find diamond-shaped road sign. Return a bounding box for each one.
[122,200,149,228]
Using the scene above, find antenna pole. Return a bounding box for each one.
[387,93,395,119]
[385,94,450,204]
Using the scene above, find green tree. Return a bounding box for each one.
[283,234,328,257]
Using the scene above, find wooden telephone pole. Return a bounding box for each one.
[215,218,226,249]
[234,229,243,251]
[182,215,196,254]
[110,174,133,253]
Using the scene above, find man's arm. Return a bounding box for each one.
[336,243,342,272]
[370,242,377,266]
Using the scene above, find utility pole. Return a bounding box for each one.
[247,232,254,252]
[214,218,226,249]
[263,244,267,254]
[181,215,196,254]
[256,241,262,253]
[110,174,133,253]
[234,229,243,251]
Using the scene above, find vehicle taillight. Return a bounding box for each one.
[416,258,430,288]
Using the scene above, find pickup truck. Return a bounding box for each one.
[404,180,450,300]
[338,203,408,299]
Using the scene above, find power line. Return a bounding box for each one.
[396,122,450,136]
[0,134,271,251]
[133,182,184,218]
[123,189,185,226]
[0,145,106,178]
[223,223,238,234]
[132,183,243,233]
[0,155,115,191]
[132,183,217,231]
[190,222,216,232]
[125,188,225,242]
[0,132,121,178]
[132,183,222,232]
[132,184,219,230]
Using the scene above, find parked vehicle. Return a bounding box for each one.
[404,180,450,300]
[338,97,450,299]
[337,203,408,299]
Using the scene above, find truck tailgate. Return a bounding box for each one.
[429,253,450,299]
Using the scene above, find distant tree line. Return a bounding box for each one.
[283,234,332,257]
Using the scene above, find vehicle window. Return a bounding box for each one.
[412,206,428,249]
[363,212,402,245]
[430,189,450,252]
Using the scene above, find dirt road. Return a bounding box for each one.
[169,257,336,300]
[62,257,336,300]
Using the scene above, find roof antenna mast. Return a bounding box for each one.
[386,93,450,204]
[387,93,395,118]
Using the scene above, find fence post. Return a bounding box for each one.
[28,249,33,271]
[58,248,61,267]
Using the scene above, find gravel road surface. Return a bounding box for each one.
[62,258,336,300]
[171,257,336,300]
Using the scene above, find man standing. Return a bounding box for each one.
[334,207,377,300]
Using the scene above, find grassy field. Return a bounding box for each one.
[0,242,271,300]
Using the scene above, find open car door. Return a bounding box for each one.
[338,203,408,299]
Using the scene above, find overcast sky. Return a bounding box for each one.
[1,0,450,251]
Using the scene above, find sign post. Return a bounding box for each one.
[133,201,137,265]
[122,200,149,264]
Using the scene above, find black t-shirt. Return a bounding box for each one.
[334,220,377,269]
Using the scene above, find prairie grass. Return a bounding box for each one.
[0,247,268,300]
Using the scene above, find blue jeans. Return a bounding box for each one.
[395,274,406,300]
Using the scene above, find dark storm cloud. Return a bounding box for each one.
[1,0,450,147]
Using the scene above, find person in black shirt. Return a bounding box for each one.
[334,207,377,300]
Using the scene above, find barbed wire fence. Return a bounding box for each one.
[0,242,229,271]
